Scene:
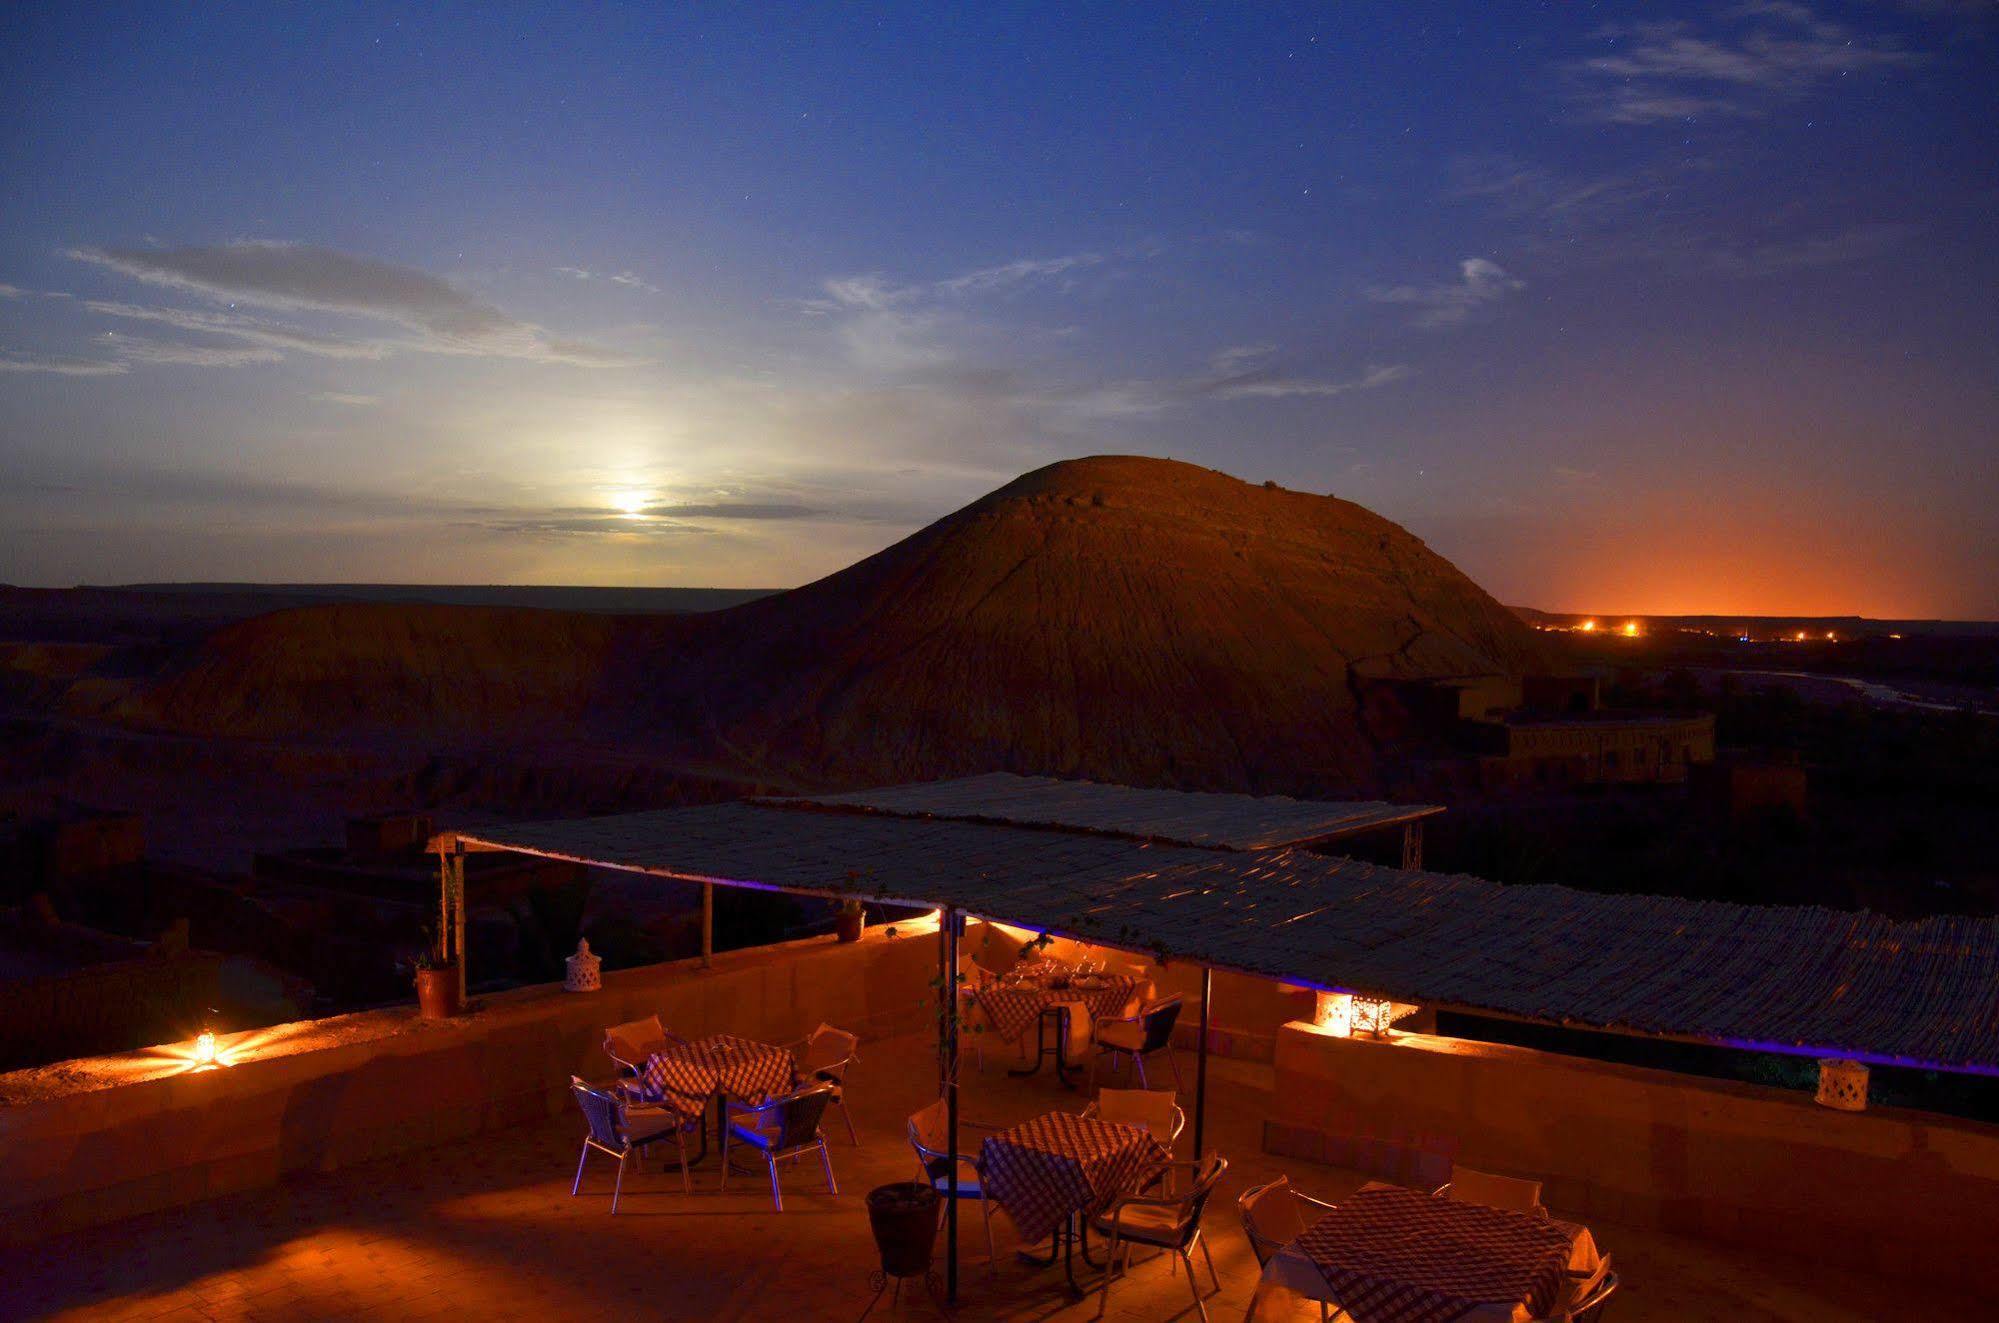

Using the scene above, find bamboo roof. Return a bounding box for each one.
[762,773,1442,850]
[457,799,1999,1076]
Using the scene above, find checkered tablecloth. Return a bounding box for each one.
[1274,1185,1590,1323]
[976,975,1140,1043]
[980,1110,1167,1245]
[631,1034,798,1116]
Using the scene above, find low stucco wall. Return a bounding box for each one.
[1268,1021,1999,1293]
[0,925,939,1244]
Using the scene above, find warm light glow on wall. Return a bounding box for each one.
[1313,990,1354,1037]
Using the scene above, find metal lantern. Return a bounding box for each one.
[1352,995,1396,1038]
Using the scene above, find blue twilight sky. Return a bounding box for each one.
[2,2,1995,615]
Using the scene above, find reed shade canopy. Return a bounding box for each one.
[762,772,1444,851]
[448,792,1999,1077]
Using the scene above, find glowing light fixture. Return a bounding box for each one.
[1352,995,1396,1038]
[1578,620,1597,633]
[1313,991,1354,1037]
[193,1030,218,1066]
[1621,621,1640,638]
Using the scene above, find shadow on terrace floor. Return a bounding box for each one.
[2,1029,1985,1322]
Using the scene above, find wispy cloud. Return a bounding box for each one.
[0,283,71,301]
[0,353,129,376]
[102,334,284,367]
[1572,4,1928,124]
[1710,221,1918,275]
[308,391,381,406]
[83,300,391,360]
[1366,257,1525,328]
[555,265,661,294]
[70,241,637,366]
[1175,346,1412,401]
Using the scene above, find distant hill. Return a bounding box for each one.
[94,456,1548,794]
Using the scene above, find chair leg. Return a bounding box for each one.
[1199,1231,1220,1292]
[1134,1054,1147,1089]
[611,1151,627,1215]
[840,1099,859,1146]
[720,1126,730,1193]
[572,1142,591,1196]
[677,1129,692,1195]
[1181,1249,1208,1322]
[1095,1233,1119,1319]
[818,1139,839,1195]
[981,1197,998,1274]
[1168,1047,1182,1090]
[768,1155,783,1212]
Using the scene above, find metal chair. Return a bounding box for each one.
[722,1082,839,1211]
[568,1076,699,1212]
[1092,995,1183,1089]
[1434,1167,1548,1217]
[1239,1176,1346,1321]
[792,1022,861,1145]
[1091,1152,1228,1321]
[906,1099,1000,1272]
[1559,1262,1619,1322]
[602,1015,680,1076]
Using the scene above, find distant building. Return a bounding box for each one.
[1384,672,1715,787]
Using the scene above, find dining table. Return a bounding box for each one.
[978,966,1142,1087]
[1246,1183,1604,1323]
[623,1033,800,1166]
[979,1109,1168,1298]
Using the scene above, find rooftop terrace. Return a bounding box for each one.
[5,1026,1981,1323]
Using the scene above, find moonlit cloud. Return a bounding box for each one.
[103,334,285,367]
[1366,258,1525,328]
[69,241,638,366]
[0,353,129,376]
[1572,5,1927,123]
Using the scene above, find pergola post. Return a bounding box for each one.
[940,905,961,1304]
[1402,819,1424,869]
[1193,965,1212,1159]
[700,882,714,968]
[435,845,468,1002]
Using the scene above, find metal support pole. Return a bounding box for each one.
[942,906,961,1304]
[701,882,714,968]
[1193,966,1212,1159]
[449,849,468,1002]
[1402,819,1424,870]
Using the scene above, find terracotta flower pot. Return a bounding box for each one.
[836,910,865,944]
[415,965,462,1018]
[867,1182,940,1278]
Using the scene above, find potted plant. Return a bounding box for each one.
[835,897,866,944]
[412,935,462,1019]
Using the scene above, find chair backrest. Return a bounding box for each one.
[1141,997,1183,1053]
[769,1084,835,1150]
[800,1023,858,1078]
[1094,1088,1181,1148]
[570,1076,624,1149]
[1238,1176,1308,1266]
[603,1015,668,1069]
[1566,1264,1618,1323]
[1443,1166,1545,1215]
[1178,1153,1229,1240]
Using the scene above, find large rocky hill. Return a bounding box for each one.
[96,456,1546,794]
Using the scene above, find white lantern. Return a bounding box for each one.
[1815,1058,1868,1111]
[564,938,602,993]
[1352,996,1395,1038]
[1313,991,1354,1037]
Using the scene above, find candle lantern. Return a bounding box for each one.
[1313,991,1354,1037]
[1815,1058,1869,1112]
[1352,995,1396,1038]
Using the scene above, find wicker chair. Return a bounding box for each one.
[792,1022,861,1145]
[1092,996,1183,1089]
[1091,1152,1228,1321]
[1434,1167,1547,1217]
[722,1082,839,1211]
[906,1099,1000,1272]
[602,1015,679,1076]
[568,1076,699,1212]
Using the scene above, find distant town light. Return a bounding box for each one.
[1796,631,1808,642]
[1313,990,1354,1037]
[1578,619,1597,633]
[1621,621,1640,638]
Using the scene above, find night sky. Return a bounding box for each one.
[3,3,1994,616]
